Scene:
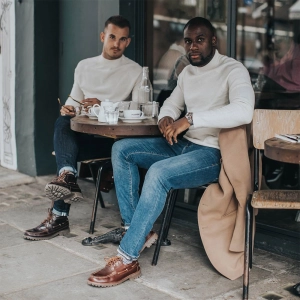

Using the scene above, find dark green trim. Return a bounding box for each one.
[119,0,145,65]
[34,0,59,175]
[226,0,237,58]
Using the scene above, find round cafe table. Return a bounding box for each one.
[70,115,162,138]
[264,137,300,164]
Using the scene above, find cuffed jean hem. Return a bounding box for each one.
[59,166,77,176]
[52,208,69,216]
[117,246,138,262]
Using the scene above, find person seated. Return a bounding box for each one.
[23,15,142,241]
[87,17,254,288]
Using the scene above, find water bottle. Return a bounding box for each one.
[138,67,153,108]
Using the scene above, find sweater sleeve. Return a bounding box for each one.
[158,84,186,121]
[193,66,254,128]
[65,64,85,107]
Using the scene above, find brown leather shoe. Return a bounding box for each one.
[87,256,141,287]
[140,230,158,252]
[45,171,83,203]
[23,209,70,240]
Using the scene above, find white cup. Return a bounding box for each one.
[118,101,131,117]
[88,106,100,117]
[123,110,144,119]
[104,107,119,124]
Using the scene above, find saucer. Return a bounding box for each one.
[88,115,98,120]
[119,116,146,123]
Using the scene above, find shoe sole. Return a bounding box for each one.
[140,232,158,252]
[45,184,83,203]
[87,269,141,288]
[23,228,70,241]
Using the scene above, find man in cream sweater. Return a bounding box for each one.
[23,15,142,241]
[87,17,254,288]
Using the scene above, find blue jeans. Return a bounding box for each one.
[111,137,221,261]
[52,116,114,215]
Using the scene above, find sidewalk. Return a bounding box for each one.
[0,166,299,300]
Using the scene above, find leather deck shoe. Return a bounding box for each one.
[87,256,141,287]
[23,209,70,240]
[140,230,158,252]
[82,227,126,246]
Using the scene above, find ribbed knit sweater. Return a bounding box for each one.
[65,54,142,106]
[159,50,255,149]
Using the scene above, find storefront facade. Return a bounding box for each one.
[0,0,299,257]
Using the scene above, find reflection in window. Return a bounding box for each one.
[152,0,228,102]
[236,0,300,97]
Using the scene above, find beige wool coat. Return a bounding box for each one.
[198,125,252,280]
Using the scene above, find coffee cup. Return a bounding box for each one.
[118,101,131,117]
[88,106,100,117]
[123,110,144,119]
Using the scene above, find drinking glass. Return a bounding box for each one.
[141,101,159,118]
[104,107,119,124]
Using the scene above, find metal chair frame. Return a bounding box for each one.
[243,109,300,300]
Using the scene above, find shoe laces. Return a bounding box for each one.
[105,256,122,266]
[41,209,54,227]
[55,171,72,183]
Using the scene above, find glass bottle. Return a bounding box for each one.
[138,67,153,107]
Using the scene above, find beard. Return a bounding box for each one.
[187,49,215,67]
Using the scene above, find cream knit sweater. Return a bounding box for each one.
[158,50,255,149]
[65,54,142,106]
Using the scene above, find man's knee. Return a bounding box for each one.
[55,116,71,129]
[112,139,133,159]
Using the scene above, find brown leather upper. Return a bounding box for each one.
[88,257,140,285]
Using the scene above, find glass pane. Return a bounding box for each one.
[236,0,300,109]
[152,0,228,101]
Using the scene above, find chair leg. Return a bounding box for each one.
[243,195,252,300]
[162,189,178,243]
[89,160,111,234]
[152,189,178,266]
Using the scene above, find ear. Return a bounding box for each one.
[100,32,105,43]
[212,36,217,47]
[126,37,131,48]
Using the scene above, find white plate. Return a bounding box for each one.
[119,116,146,123]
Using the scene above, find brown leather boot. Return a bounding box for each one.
[23,209,70,240]
[45,171,83,203]
[87,256,141,287]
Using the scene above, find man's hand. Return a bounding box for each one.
[164,117,191,145]
[81,98,101,111]
[61,105,76,117]
[158,116,174,135]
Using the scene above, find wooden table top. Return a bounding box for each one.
[264,137,300,164]
[70,115,162,139]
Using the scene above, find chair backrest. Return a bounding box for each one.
[253,109,300,150]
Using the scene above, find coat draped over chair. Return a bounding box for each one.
[198,125,252,280]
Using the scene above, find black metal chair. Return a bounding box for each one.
[152,184,212,266]
[87,158,114,234]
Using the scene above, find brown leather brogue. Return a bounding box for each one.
[23,209,70,240]
[87,256,141,287]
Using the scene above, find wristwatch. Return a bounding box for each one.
[185,112,193,125]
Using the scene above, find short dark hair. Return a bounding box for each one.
[104,15,131,32]
[183,17,215,36]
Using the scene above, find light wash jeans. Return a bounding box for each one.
[111,137,221,261]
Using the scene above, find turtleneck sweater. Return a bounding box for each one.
[158,50,254,149]
[65,54,142,106]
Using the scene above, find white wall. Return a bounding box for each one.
[0,0,17,170]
